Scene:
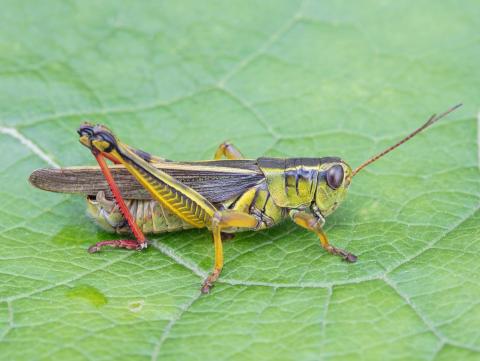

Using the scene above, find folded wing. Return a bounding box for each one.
[29,160,264,204]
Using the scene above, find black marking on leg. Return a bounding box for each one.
[221,232,236,241]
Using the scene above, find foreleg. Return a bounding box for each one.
[290,210,357,262]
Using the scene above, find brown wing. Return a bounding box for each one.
[29,160,264,204]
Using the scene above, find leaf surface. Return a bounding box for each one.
[0,1,479,360]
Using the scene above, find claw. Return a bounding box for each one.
[201,281,213,294]
[201,269,220,294]
[343,252,358,263]
[88,245,101,253]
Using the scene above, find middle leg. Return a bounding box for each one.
[201,210,260,294]
[214,141,244,160]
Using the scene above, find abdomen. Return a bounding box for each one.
[86,192,194,234]
[86,183,287,235]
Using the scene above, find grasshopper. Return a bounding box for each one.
[29,104,461,293]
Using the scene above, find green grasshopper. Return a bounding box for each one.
[29,104,461,293]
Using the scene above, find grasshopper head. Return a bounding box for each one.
[78,123,119,154]
[314,161,352,217]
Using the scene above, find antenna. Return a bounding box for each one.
[351,103,462,177]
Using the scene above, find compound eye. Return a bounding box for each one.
[326,164,344,190]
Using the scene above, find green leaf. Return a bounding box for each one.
[0,1,479,360]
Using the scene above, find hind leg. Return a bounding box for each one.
[87,151,148,252]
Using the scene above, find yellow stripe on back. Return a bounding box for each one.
[111,146,217,228]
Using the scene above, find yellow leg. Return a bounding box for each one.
[214,141,244,160]
[201,210,259,294]
[290,210,357,262]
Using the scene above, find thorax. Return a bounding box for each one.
[257,157,321,208]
